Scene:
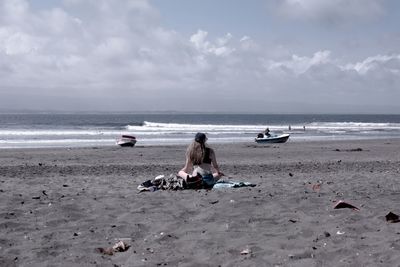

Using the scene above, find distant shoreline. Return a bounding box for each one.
[1,137,400,151]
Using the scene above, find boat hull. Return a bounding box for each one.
[116,135,137,147]
[117,140,136,147]
[255,134,290,144]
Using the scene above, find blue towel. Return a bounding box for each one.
[213,179,256,189]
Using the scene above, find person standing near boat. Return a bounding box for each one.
[264,127,271,137]
[178,132,224,189]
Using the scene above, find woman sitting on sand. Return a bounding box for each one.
[178,132,224,189]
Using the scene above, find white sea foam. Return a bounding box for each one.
[124,121,400,135]
[0,130,123,136]
[307,122,400,129]
[126,121,262,132]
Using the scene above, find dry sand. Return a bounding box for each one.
[1,139,400,266]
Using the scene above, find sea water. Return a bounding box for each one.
[0,113,400,149]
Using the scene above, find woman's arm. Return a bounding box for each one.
[210,149,224,179]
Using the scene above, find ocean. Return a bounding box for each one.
[0,113,400,149]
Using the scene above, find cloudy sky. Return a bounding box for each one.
[1,0,399,113]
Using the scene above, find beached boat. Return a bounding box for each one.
[255,133,290,143]
[116,135,137,147]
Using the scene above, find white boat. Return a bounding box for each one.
[255,133,290,143]
[116,135,137,147]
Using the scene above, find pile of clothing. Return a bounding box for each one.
[137,174,256,192]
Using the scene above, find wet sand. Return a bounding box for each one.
[1,139,400,266]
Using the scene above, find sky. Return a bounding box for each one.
[1,0,400,113]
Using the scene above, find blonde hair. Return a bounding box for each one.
[186,141,206,165]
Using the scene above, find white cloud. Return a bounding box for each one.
[190,30,235,56]
[216,33,232,46]
[239,35,259,51]
[0,0,398,112]
[267,50,331,75]
[190,30,209,51]
[0,1,174,87]
[0,0,30,24]
[342,54,400,75]
[0,28,39,55]
[278,0,385,23]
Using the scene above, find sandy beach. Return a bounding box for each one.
[1,139,400,266]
